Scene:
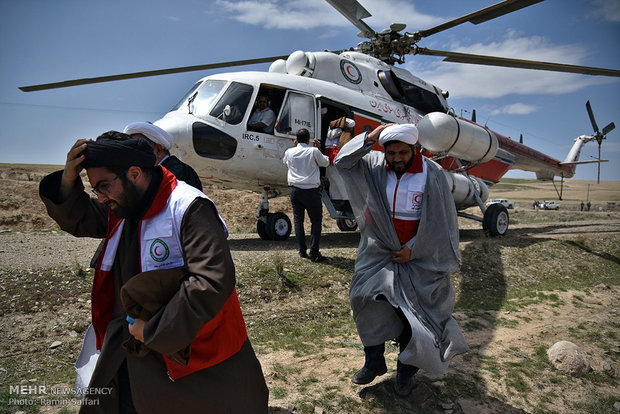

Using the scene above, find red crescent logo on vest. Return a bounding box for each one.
[149,238,170,262]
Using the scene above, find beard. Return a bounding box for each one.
[386,156,415,175]
[106,179,143,219]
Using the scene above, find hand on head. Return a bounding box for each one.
[60,139,91,199]
[366,123,397,144]
[62,139,90,182]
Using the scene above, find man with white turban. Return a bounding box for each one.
[124,122,203,191]
[334,123,468,396]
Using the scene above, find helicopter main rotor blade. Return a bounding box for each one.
[586,100,600,133]
[418,0,544,38]
[416,48,620,77]
[19,55,290,92]
[325,0,376,38]
[602,122,615,136]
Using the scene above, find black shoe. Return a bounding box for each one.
[351,366,387,385]
[309,253,326,262]
[394,371,415,396]
[299,251,309,259]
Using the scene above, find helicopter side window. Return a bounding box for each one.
[276,92,315,138]
[209,82,253,125]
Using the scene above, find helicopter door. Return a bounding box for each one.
[275,91,315,139]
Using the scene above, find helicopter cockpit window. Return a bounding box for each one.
[190,80,227,118]
[171,81,202,111]
[171,80,226,114]
[209,82,253,125]
[276,92,315,138]
[397,78,446,114]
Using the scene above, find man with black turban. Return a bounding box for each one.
[39,131,268,413]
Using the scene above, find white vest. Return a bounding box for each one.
[100,181,226,274]
[386,158,427,222]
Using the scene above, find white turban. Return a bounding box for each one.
[123,122,173,150]
[378,124,418,146]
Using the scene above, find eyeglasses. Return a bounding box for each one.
[91,173,124,196]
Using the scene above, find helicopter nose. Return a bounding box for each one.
[154,117,187,148]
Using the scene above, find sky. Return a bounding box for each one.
[1,0,619,181]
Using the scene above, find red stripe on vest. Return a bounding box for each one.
[91,216,122,349]
[164,289,248,380]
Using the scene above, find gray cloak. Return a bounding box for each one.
[334,133,469,375]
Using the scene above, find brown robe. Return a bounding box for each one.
[39,170,268,413]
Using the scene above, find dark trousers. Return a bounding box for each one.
[290,186,323,255]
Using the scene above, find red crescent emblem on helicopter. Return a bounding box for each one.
[340,60,362,84]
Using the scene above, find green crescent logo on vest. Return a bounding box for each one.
[150,238,170,262]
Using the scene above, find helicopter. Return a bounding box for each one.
[18,0,619,239]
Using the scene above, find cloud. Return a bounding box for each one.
[406,31,611,99]
[489,103,538,115]
[215,0,342,30]
[214,0,443,31]
[591,0,620,22]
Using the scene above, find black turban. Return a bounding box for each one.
[81,137,156,169]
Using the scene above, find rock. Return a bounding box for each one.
[547,341,591,377]
[50,340,62,349]
[457,398,480,414]
[592,281,610,290]
[479,348,494,358]
[603,360,615,376]
[614,401,620,412]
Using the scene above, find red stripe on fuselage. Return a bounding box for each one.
[495,134,574,177]
[438,156,511,183]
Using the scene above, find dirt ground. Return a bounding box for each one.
[0,164,619,413]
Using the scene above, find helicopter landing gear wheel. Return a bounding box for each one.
[336,214,358,232]
[267,212,292,241]
[257,218,271,240]
[482,203,509,236]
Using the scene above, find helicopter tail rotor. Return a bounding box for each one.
[585,100,615,183]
